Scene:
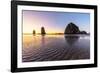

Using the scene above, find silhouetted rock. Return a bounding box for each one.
[64,22,80,34]
[33,30,36,35]
[41,27,46,35]
[79,31,87,34]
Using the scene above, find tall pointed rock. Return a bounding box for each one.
[41,27,46,35]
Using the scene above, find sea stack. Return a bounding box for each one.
[41,27,46,35]
[33,30,36,35]
[64,22,80,34]
[79,31,87,34]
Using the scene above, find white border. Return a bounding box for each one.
[17,5,94,68]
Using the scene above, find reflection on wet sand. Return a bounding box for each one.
[41,35,45,46]
[22,34,90,62]
[64,35,79,45]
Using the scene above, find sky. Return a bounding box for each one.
[22,10,90,34]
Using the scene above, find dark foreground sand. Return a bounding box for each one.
[22,35,90,62]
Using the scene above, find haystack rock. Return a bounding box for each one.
[64,22,80,34]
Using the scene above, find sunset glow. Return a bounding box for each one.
[22,10,90,34]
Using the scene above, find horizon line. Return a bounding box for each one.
[23,32,90,34]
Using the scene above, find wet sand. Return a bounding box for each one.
[22,35,90,62]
